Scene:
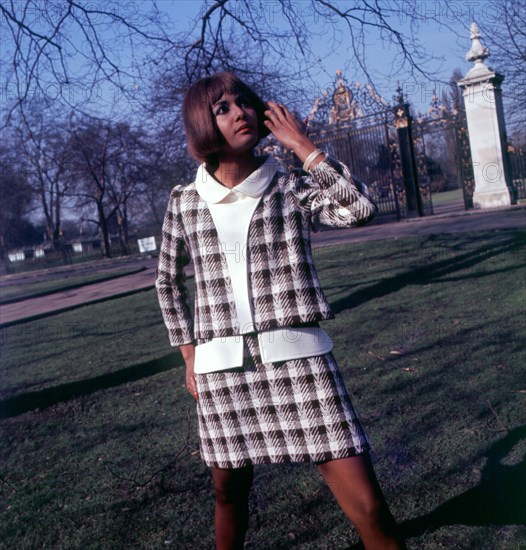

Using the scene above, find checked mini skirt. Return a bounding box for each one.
[195,334,370,469]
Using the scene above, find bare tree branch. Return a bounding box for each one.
[1,0,179,124]
[476,0,525,136]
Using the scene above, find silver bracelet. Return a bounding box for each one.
[303,148,324,172]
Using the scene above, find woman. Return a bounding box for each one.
[156,72,405,549]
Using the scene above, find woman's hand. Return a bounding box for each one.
[264,101,323,169]
[180,343,198,400]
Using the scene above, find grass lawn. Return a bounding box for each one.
[0,268,144,304]
[431,188,463,206]
[0,229,525,549]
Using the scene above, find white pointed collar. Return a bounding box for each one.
[195,156,278,204]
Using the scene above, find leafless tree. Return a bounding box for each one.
[69,117,151,256]
[440,69,465,117]
[181,0,441,87]
[477,0,526,137]
[0,145,37,255]
[11,101,74,249]
[1,0,176,122]
[2,0,452,125]
[131,154,197,232]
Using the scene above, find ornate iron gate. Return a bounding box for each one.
[311,110,404,219]
[412,94,475,210]
[507,145,526,202]
[305,72,432,220]
[265,71,475,219]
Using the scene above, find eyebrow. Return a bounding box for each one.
[213,93,248,107]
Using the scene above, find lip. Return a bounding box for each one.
[235,124,253,134]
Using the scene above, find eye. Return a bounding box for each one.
[214,104,228,116]
[238,96,253,108]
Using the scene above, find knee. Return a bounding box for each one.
[357,494,384,523]
[213,482,251,507]
[214,483,240,506]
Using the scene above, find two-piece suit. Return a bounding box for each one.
[155,155,377,468]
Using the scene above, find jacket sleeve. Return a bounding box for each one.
[155,187,195,346]
[294,154,378,231]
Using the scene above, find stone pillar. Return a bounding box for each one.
[458,23,513,209]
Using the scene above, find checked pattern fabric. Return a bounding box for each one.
[196,335,370,468]
[156,155,377,346]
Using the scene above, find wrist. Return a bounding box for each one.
[180,343,195,363]
[290,137,320,165]
[302,149,324,171]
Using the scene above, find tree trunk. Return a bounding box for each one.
[97,201,111,258]
[116,208,130,254]
[53,186,62,247]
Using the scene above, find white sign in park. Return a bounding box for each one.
[138,237,157,253]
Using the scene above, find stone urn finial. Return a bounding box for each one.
[466,22,489,64]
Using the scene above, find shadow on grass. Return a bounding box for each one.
[331,234,523,314]
[0,352,182,419]
[400,425,526,540]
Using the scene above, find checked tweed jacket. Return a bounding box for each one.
[155,155,377,346]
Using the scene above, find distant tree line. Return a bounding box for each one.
[1,101,197,257]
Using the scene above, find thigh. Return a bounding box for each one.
[317,454,384,509]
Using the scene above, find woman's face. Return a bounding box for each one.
[212,92,260,156]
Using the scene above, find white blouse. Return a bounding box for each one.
[193,157,333,374]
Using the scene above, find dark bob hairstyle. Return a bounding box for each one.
[182,72,269,165]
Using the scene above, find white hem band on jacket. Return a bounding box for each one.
[193,327,334,374]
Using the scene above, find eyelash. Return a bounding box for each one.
[215,98,252,115]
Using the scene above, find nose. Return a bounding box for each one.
[232,103,245,120]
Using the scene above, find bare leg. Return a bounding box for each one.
[211,465,253,550]
[317,454,405,550]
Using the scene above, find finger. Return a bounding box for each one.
[187,373,197,390]
[264,113,280,130]
[265,108,281,122]
[192,376,198,400]
[263,120,277,136]
[263,117,276,129]
[268,100,286,111]
[266,101,287,118]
